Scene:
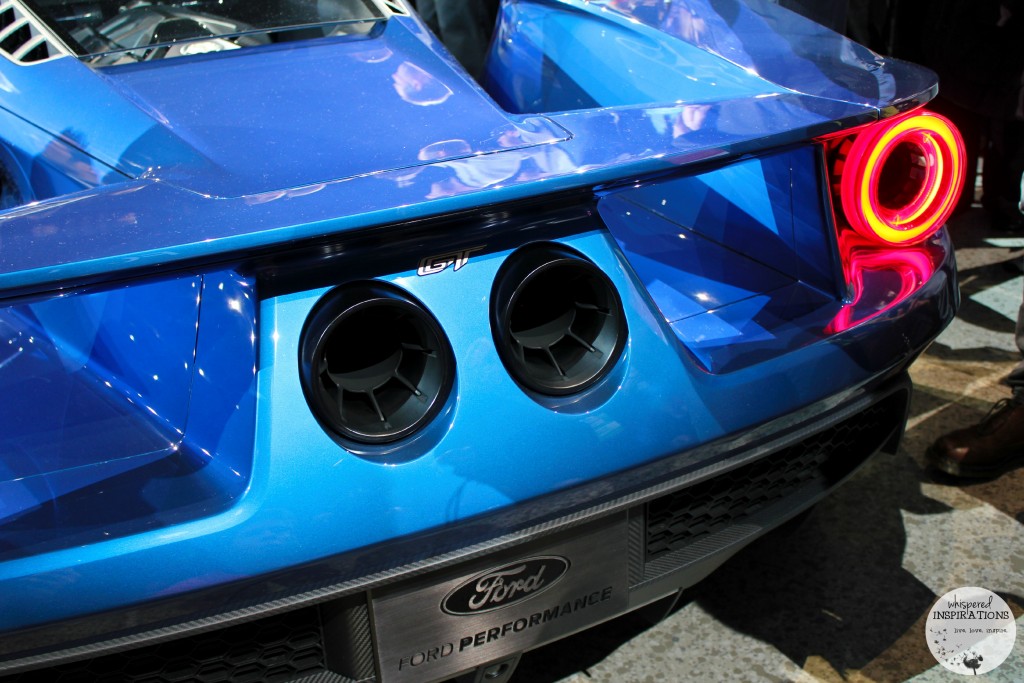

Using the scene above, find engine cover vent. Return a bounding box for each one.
[300,282,454,444]
[491,243,626,396]
[0,1,70,64]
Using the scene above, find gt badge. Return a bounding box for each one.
[417,246,485,276]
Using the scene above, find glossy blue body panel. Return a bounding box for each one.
[0,0,958,657]
[599,144,847,372]
[0,271,255,561]
[0,276,200,479]
[483,0,787,111]
[0,51,198,181]
[102,24,569,197]
[0,90,875,295]
[0,107,114,203]
[484,0,934,114]
[603,146,836,295]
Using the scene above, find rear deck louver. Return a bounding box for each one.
[0,1,69,64]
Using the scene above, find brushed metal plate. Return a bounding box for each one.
[371,515,629,683]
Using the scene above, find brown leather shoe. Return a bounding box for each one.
[926,398,1024,478]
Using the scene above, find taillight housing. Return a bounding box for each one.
[828,110,966,245]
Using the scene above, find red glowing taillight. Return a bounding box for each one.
[831,111,965,245]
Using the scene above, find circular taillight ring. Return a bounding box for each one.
[840,111,965,245]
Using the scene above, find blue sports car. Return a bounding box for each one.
[0,1,963,681]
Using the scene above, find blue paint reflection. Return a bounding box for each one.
[0,271,256,560]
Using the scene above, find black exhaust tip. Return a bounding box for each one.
[300,282,455,444]
[491,243,627,396]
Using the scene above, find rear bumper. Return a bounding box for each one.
[1,371,911,681]
[366,378,910,683]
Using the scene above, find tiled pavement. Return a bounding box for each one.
[524,208,1024,683]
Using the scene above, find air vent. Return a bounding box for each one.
[300,282,454,444]
[0,1,70,64]
[491,243,626,396]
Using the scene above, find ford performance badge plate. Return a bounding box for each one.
[371,516,629,683]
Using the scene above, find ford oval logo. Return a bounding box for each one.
[441,556,570,616]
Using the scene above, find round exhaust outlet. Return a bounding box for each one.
[491,243,627,396]
[300,282,455,444]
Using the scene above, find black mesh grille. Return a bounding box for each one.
[646,394,903,559]
[1,608,326,683]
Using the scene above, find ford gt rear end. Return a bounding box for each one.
[0,1,961,681]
